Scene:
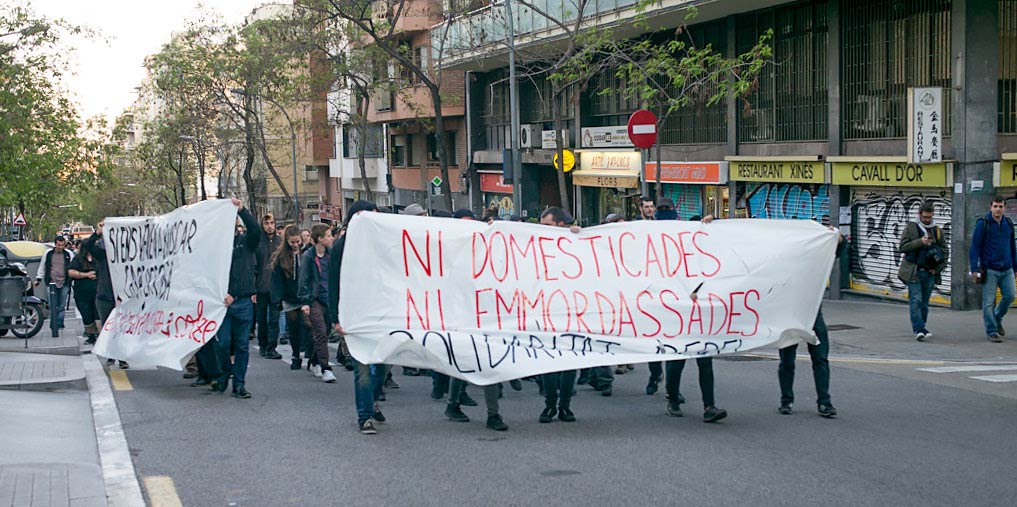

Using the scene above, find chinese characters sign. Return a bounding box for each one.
[909,87,943,164]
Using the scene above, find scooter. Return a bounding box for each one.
[0,249,47,339]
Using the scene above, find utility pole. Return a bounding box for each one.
[505,0,523,216]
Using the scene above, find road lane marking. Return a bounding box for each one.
[969,374,1017,383]
[144,476,184,507]
[918,365,1017,373]
[108,370,133,391]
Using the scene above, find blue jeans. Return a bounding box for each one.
[353,360,384,426]
[48,284,70,331]
[216,297,254,387]
[907,270,936,333]
[982,268,1016,336]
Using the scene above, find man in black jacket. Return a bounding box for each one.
[255,214,282,359]
[83,223,128,369]
[213,198,262,399]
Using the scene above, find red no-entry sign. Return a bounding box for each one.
[627,109,658,149]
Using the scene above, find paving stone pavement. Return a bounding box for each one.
[0,352,85,390]
[0,465,106,507]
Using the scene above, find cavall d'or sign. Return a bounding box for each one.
[829,157,952,187]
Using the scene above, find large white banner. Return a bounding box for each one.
[93,199,237,369]
[339,214,838,385]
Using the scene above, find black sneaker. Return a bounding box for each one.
[818,403,837,418]
[279,336,289,345]
[290,358,301,370]
[51,329,59,338]
[265,350,282,360]
[778,403,793,415]
[600,385,613,397]
[539,407,557,423]
[922,328,934,339]
[460,393,478,407]
[182,370,198,380]
[430,389,445,401]
[645,377,660,395]
[577,373,590,385]
[509,379,523,391]
[233,386,251,399]
[106,358,115,367]
[558,407,576,422]
[444,405,470,422]
[190,378,210,387]
[997,325,1005,337]
[210,379,228,393]
[989,333,1003,343]
[703,406,728,423]
[666,401,684,417]
[373,404,386,423]
[360,419,377,435]
[118,361,129,369]
[486,414,508,431]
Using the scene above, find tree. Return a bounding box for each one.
[0,3,110,237]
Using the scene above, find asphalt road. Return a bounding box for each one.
[109,343,1017,507]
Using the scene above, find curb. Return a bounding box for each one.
[83,354,146,507]
[0,374,88,391]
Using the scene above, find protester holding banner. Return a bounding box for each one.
[272,226,309,371]
[298,224,337,384]
[83,223,128,370]
[256,214,283,360]
[213,199,261,399]
[536,206,580,423]
[778,232,845,418]
[328,200,388,434]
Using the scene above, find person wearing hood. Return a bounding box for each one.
[255,214,283,359]
[969,195,1017,343]
[329,200,388,435]
[897,201,948,341]
[212,198,262,399]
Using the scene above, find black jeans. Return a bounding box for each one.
[778,309,831,406]
[449,379,499,416]
[542,369,577,409]
[255,292,279,352]
[665,358,715,408]
[283,309,308,362]
[73,288,97,329]
[432,371,450,396]
[589,365,614,388]
[648,361,663,382]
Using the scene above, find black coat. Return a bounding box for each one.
[228,208,262,298]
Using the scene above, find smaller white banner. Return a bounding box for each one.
[93,200,238,370]
[581,126,634,148]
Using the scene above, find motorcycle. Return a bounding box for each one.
[0,248,46,339]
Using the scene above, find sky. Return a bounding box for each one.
[30,0,269,124]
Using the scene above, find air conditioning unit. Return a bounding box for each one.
[519,124,538,148]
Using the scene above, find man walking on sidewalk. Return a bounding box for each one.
[898,201,948,341]
[35,235,72,338]
[969,196,1017,343]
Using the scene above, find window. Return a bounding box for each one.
[427,131,457,165]
[1001,0,1017,133]
[343,124,384,159]
[661,20,729,144]
[305,166,319,182]
[737,0,829,143]
[841,0,952,139]
[391,135,408,166]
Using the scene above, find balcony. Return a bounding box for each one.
[367,82,465,122]
[433,0,753,70]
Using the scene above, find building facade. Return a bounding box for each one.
[436,0,1017,310]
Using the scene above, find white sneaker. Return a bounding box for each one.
[915,331,926,342]
[322,369,336,383]
[310,364,322,378]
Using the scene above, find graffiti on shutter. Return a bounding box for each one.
[850,188,952,304]
[743,183,830,223]
[663,185,704,220]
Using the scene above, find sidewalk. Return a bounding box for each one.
[0,317,140,507]
[801,298,1017,363]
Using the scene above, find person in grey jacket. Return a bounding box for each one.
[897,201,948,341]
[255,214,282,359]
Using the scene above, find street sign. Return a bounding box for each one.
[12,213,27,227]
[431,176,443,187]
[627,109,658,149]
[553,149,576,173]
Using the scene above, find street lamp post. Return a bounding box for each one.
[232,88,300,226]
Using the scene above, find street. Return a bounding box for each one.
[103,304,1017,507]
